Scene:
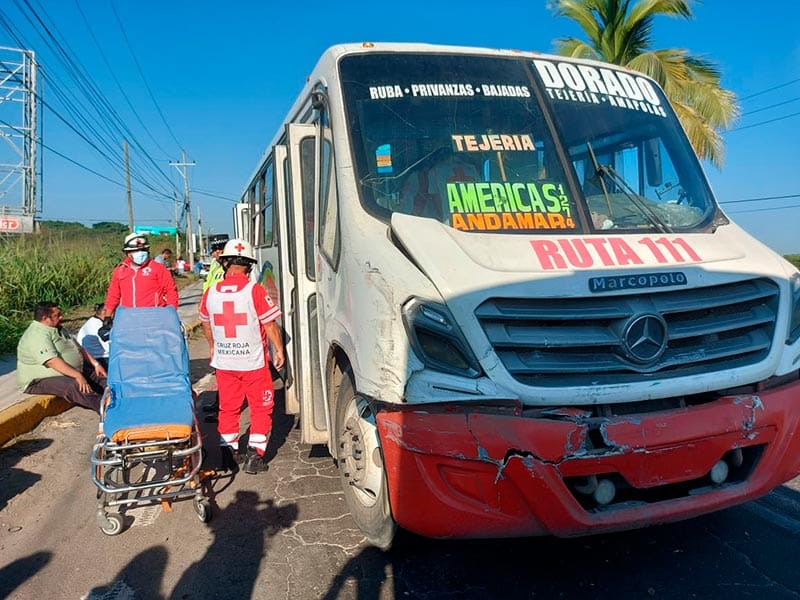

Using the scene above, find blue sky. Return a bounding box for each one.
[1,1,798,253]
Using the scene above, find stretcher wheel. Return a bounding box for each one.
[194,497,212,523]
[99,513,124,536]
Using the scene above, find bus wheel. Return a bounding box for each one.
[336,369,396,550]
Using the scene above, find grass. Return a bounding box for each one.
[0,231,118,353]
[0,229,199,354]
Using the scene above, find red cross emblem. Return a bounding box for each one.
[212,301,248,338]
[235,242,245,253]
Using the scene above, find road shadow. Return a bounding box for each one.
[320,546,390,600]
[321,485,800,600]
[0,551,52,599]
[188,357,213,385]
[85,546,169,600]
[0,438,53,511]
[169,490,298,599]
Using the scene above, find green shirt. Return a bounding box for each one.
[16,320,83,392]
[202,259,224,292]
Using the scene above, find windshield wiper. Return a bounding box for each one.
[586,143,673,234]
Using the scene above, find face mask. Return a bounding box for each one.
[130,251,149,265]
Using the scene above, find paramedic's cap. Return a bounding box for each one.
[221,238,256,262]
[122,233,150,251]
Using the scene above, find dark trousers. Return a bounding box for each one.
[25,361,106,413]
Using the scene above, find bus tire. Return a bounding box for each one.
[336,368,396,550]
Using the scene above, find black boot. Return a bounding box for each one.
[219,445,239,473]
[242,448,267,474]
[202,392,220,413]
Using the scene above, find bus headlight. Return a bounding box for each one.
[402,298,482,378]
[789,273,800,345]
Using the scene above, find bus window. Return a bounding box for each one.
[341,54,576,234]
[255,175,264,246]
[263,162,274,246]
[318,136,339,266]
[300,136,316,280]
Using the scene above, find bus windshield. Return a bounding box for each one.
[340,53,718,234]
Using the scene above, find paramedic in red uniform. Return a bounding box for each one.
[104,233,179,316]
[199,238,285,474]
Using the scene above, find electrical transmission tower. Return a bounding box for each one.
[0,46,38,233]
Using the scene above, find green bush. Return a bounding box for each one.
[0,230,121,353]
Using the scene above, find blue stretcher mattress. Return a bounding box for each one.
[102,306,194,440]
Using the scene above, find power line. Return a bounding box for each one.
[193,189,238,202]
[726,203,800,215]
[72,0,175,160]
[739,77,800,101]
[719,193,800,205]
[725,110,800,133]
[109,0,182,149]
[2,1,180,200]
[0,116,122,186]
[32,82,175,198]
[0,117,175,218]
[725,76,800,132]
[741,96,800,116]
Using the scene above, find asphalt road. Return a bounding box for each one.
[2,331,800,599]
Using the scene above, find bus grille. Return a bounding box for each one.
[475,278,779,387]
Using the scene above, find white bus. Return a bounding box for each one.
[234,43,800,549]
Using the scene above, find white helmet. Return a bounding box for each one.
[220,238,256,262]
[122,232,150,251]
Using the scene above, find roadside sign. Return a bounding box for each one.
[0,214,34,233]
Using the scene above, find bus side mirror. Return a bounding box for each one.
[645,138,662,187]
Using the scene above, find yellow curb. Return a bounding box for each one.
[0,395,72,447]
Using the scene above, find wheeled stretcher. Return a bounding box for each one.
[90,306,211,535]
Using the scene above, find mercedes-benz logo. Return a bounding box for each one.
[621,314,668,364]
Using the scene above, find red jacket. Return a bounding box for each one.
[104,256,179,312]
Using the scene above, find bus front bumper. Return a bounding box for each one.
[376,378,800,538]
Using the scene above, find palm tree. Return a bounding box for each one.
[550,0,739,168]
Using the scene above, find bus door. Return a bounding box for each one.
[268,144,298,414]
[282,123,327,444]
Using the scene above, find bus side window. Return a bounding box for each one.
[299,137,316,280]
[319,137,339,267]
[263,162,274,246]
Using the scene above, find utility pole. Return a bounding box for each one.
[124,140,133,231]
[196,205,204,259]
[173,191,181,259]
[170,150,196,269]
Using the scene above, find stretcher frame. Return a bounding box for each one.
[89,306,212,535]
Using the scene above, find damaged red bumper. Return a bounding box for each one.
[376,379,800,538]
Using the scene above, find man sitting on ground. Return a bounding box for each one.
[76,303,111,370]
[17,302,107,413]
